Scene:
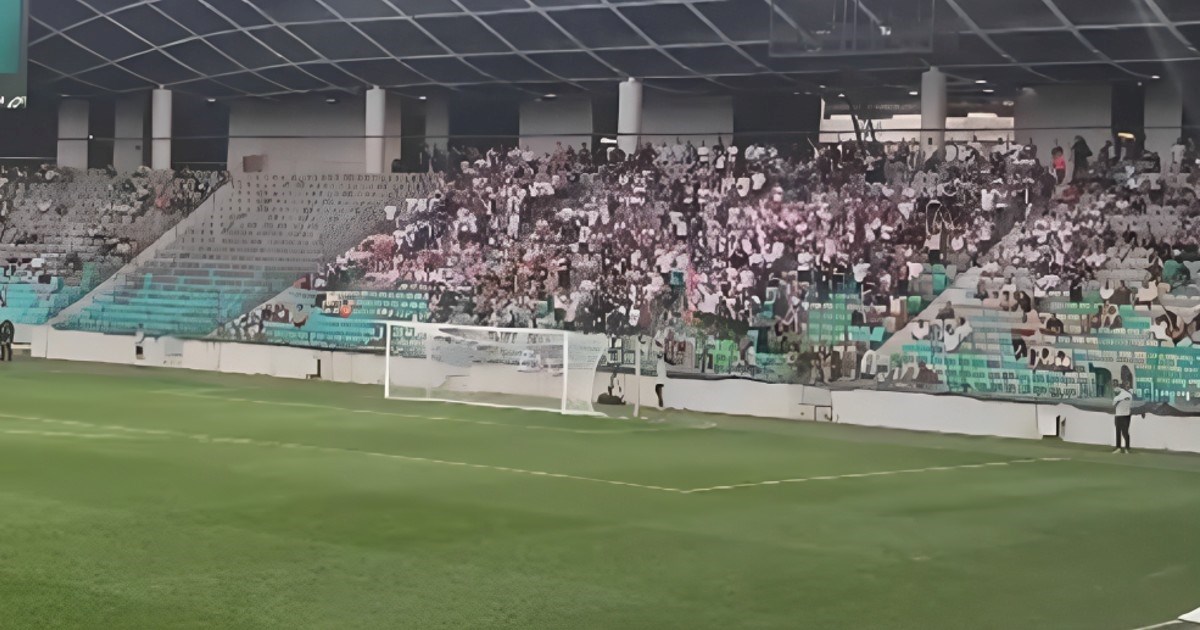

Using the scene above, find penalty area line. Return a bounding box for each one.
[682,457,1071,494]
[150,389,692,435]
[0,411,688,494]
[1130,621,1189,630]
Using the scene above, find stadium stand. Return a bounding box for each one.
[56,174,437,337]
[0,166,222,326]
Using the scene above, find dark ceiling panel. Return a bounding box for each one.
[416,16,511,54]
[468,55,558,81]
[956,0,1061,30]
[695,0,772,41]
[991,31,1098,63]
[549,9,645,47]
[529,0,598,7]
[595,49,689,76]
[618,5,721,45]
[256,66,330,91]
[28,19,49,42]
[288,23,386,59]
[253,0,337,22]
[75,65,154,91]
[30,36,106,74]
[121,50,200,84]
[250,27,321,62]
[30,0,95,31]
[210,71,288,94]
[458,0,528,10]
[336,59,427,85]
[109,5,191,46]
[643,77,723,94]
[207,31,286,70]
[1036,62,1129,82]
[1052,0,1150,26]
[526,52,618,79]
[170,78,244,98]
[163,40,242,76]
[63,18,148,60]
[669,46,761,74]
[24,0,1200,97]
[152,0,232,35]
[404,57,491,83]
[387,0,462,16]
[483,13,579,50]
[202,0,272,27]
[296,63,362,87]
[1158,0,1200,22]
[85,0,140,13]
[325,0,400,19]
[938,34,1010,65]
[356,20,447,57]
[1082,26,1196,60]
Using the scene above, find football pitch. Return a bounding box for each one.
[0,360,1198,629]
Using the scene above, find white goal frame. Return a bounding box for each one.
[381,320,604,416]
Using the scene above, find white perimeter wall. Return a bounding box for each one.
[228,97,404,175]
[642,94,733,147]
[1015,84,1112,172]
[520,97,592,156]
[29,327,1200,454]
[833,389,1200,454]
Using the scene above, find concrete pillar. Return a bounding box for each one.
[617,78,643,156]
[151,88,172,170]
[425,97,449,151]
[365,87,386,174]
[114,93,147,172]
[56,99,89,169]
[920,67,947,158]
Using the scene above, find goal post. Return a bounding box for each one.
[382,321,608,415]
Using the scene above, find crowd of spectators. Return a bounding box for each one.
[980,139,1200,304]
[0,164,226,285]
[320,136,1043,341]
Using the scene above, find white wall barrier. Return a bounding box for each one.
[832,389,1041,439]
[30,327,1200,454]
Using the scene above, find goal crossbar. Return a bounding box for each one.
[381,321,606,416]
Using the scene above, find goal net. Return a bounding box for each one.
[384,322,608,415]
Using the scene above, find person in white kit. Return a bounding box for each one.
[1111,381,1135,454]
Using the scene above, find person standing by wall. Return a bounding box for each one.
[0,319,12,362]
[1071,136,1092,183]
[1112,380,1134,454]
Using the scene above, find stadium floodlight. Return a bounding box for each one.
[383,321,608,415]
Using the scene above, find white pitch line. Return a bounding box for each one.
[682,457,1070,494]
[150,389,690,435]
[0,429,140,440]
[1130,621,1187,630]
[0,412,687,494]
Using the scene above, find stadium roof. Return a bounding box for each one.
[28,0,1200,101]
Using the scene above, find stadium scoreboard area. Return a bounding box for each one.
[0,0,25,108]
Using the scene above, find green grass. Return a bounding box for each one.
[0,360,1198,629]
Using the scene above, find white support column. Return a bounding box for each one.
[151,88,172,170]
[114,93,148,172]
[365,86,386,174]
[920,67,947,159]
[56,99,90,169]
[617,78,643,157]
